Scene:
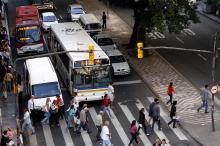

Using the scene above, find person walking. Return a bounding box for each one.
[4,69,13,92]
[102,94,112,118]
[41,98,51,124]
[28,95,36,126]
[197,84,209,113]
[161,139,170,146]
[152,100,161,131]
[56,95,65,120]
[166,82,174,105]
[107,82,114,103]
[168,100,177,128]
[138,108,150,135]
[101,121,111,146]
[49,100,59,127]
[153,138,162,146]
[148,98,159,124]
[21,108,35,135]
[66,105,76,129]
[102,11,107,29]
[128,120,140,146]
[96,110,103,141]
[76,106,91,134]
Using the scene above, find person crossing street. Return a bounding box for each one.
[197,84,209,113]
[168,100,177,128]
[138,108,150,135]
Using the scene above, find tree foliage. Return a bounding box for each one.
[118,0,200,47]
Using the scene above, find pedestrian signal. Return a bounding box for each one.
[137,42,143,59]
[89,45,94,61]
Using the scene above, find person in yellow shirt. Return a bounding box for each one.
[4,70,13,92]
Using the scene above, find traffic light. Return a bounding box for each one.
[89,45,94,61]
[137,42,143,59]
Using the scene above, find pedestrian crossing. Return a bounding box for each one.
[29,97,190,146]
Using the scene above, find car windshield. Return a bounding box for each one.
[85,23,101,30]
[43,15,56,22]
[98,38,114,46]
[16,26,41,43]
[71,8,84,14]
[110,55,126,63]
[32,82,60,98]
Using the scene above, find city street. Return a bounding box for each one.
[6,0,220,145]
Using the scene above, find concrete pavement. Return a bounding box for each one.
[79,0,220,145]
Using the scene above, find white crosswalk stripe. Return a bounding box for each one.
[42,124,55,146]
[118,102,153,146]
[148,97,188,140]
[135,98,169,143]
[59,119,74,146]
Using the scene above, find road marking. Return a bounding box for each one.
[113,80,143,86]
[175,37,184,44]
[197,54,207,61]
[42,124,55,146]
[89,107,130,145]
[135,98,169,142]
[118,102,152,146]
[59,119,74,146]
[148,97,188,140]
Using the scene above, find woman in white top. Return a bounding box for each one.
[101,121,111,146]
[41,98,51,124]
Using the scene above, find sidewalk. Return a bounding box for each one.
[0,4,17,145]
[197,1,220,24]
[79,0,220,145]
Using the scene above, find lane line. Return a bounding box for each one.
[135,98,169,142]
[148,97,188,140]
[197,54,207,61]
[175,37,184,44]
[59,119,74,146]
[42,124,55,146]
[89,107,130,145]
[118,102,152,146]
[113,80,143,86]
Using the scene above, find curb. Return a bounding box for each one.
[196,10,220,25]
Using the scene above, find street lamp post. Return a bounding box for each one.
[211,31,219,132]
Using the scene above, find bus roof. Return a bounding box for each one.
[16,6,40,26]
[25,57,59,85]
[50,22,109,63]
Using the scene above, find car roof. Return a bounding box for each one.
[94,34,112,39]
[42,12,55,17]
[70,4,83,9]
[105,49,123,56]
[80,13,100,24]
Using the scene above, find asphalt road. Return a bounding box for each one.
[9,0,202,145]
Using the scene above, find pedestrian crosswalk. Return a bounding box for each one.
[28,97,190,146]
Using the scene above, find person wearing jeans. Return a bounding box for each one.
[101,121,111,146]
[197,85,209,113]
[152,100,161,131]
[102,94,112,118]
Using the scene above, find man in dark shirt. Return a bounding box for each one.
[102,11,107,29]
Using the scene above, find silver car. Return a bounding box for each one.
[93,34,117,51]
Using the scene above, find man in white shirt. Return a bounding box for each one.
[101,121,111,146]
[21,108,35,135]
[28,95,36,126]
[96,111,103,141]
[108,82,114,103]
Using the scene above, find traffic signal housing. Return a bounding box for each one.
[137,42,143,59]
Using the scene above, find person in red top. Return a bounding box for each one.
[128,120,140,146]
[56,95,64,120]
[166,82,174,105]
[102,94,112,118]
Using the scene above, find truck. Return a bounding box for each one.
[31,0,55,11]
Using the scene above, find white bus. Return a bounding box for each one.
[48,22,111,102]
[24,57,62,110]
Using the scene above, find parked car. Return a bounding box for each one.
[93,34,117,51]
[41,12,58,31]
[68,4,86,22]
[105,49,130,76]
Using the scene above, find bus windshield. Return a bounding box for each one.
[74,66,111,89]
[16,26,41,43]
[32,82,60,98]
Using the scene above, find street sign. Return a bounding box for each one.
[210,85,218,94]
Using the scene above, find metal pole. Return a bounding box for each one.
[107,0,109,18]
[211,32,218,132]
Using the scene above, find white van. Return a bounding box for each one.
[79,13,102,36]
[105,49,130,76]
[24,57,62,110]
